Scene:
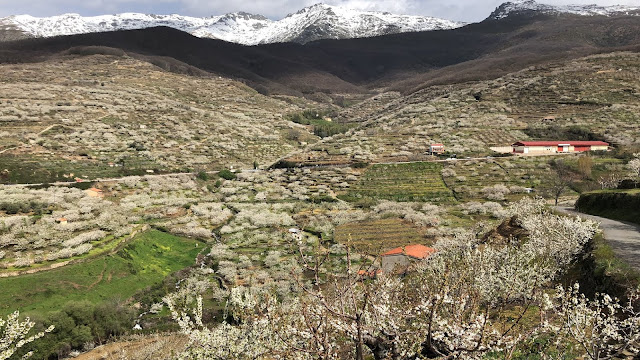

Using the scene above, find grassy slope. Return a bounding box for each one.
[342,162,454,203]
[0,229,202,317]
[575,189,640,225]
[564,232,640,300]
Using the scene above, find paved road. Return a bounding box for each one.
[555,207,640,271]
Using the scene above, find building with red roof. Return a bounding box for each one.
[85,187,104,198]
[511,141,609,155]
[429,144,445,155]
[381,244,436,272]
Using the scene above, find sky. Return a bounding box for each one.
[0,0,639,22]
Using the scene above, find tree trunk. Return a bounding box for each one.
[364,332,401,360]
[356,315,365,360]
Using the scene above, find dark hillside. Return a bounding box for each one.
[1,14,640,95]
[394,15,640,92]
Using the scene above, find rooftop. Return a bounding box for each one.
[512,141,609,147]
[382,244,436,259]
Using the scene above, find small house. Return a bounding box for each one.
[381,244,436,273]
[542,115,556,122]
[56,218,68,225]
[85,187,104,198]
[429,144,445,155]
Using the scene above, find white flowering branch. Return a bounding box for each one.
[0,311,54,360]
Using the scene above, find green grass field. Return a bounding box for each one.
[0,230,202,317]
[334,218,428,253]
[342,162,454,203]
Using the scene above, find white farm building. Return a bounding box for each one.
[511,141,609,154]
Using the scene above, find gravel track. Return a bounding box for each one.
[556,206,640,271]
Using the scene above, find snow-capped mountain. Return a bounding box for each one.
[0,4,464,45]
[489,0,640,20]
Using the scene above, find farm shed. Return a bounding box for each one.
[511,141,609,154]
[429,144,445,155]
[381,244,436,272]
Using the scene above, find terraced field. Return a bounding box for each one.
[342,162,455,203]
[443,157,555,201]
[0,153,162,184]
[334,218,428,253]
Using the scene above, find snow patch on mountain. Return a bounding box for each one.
[0,4,464,45]
[489,0,640,20]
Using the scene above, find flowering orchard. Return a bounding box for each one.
[160,198,640,359]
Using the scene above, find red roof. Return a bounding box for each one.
[430,144,444,147]
[382,244,436,259]
[512,141,609,147]
[382,247,404,256]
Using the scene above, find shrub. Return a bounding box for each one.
[285,129,302,141]
[196,171,210,181]
[482,184,511,201]
[270,160,298,169]
[351,161,369,169]
[218,170,236,181]
[308,195,337,204]
[26,300,134,359]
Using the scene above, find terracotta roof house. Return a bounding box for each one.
[85,187,104,198]
[429,144,445,155]
[381,244,436,272]
[511,141,609,155]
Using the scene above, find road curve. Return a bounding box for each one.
[555,206,640,271]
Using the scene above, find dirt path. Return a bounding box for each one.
[555,206,640,271]
[0,146,18,155]
[36,124,59,136]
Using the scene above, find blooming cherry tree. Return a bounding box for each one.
[544,284,640,359]
[628,153,640,180]
[0,312,53,360]
[165,198,615,360]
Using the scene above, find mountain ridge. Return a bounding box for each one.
[3,11,640,99]
[0,4,464,45]
[488,0,640,20]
